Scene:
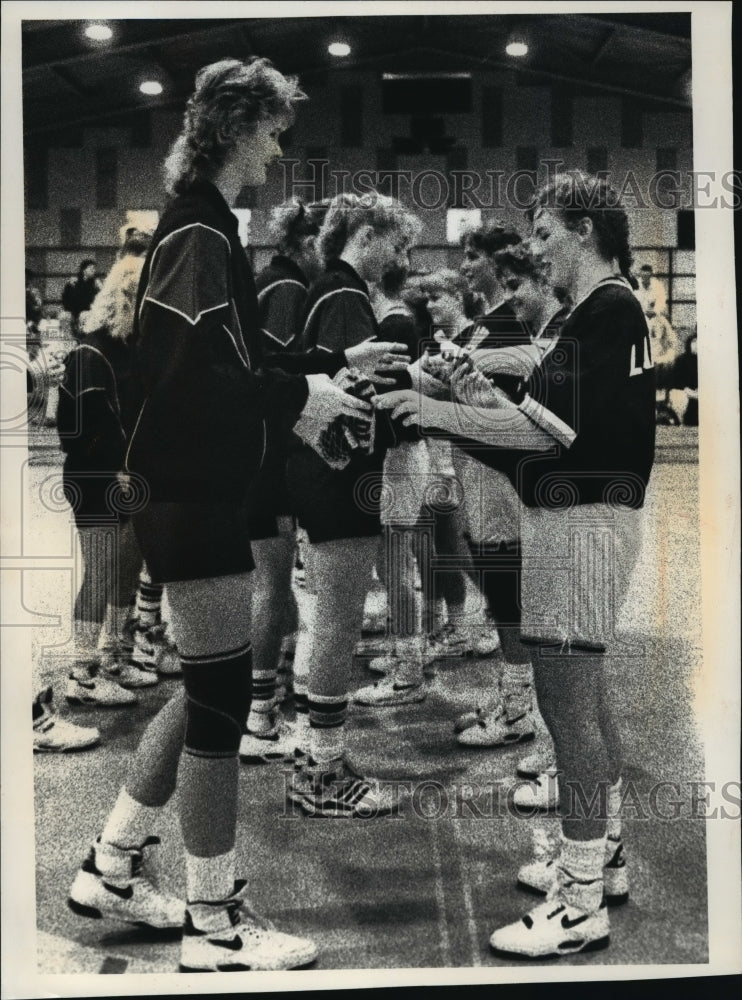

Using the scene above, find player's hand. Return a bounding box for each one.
[408,355,452,399]
[302,372,373,426]
[345,341,411,384]
[452,368,513,408]
[375,389,451,430]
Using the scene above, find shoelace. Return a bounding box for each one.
[226,896,276,936]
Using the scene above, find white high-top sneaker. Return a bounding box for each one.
[68,836,184,928]
[489,887,610,959]
[180,880,318,972]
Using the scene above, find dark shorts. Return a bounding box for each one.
[244,447,294,540]
[63,471,131,529]
[133,501,255,584]
[286,445,383,544]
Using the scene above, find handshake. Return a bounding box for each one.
[294,368,380,470]
[293,339,413,469]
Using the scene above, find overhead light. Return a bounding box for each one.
[506,40,528,58]
[85,23,112,42]
[328,42,351,57]
[140,80,163,96]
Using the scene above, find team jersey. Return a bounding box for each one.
[254,254,348,378]
[301,258,377,354]
[514,277,656,508]
[58,330,130,474]
[461,300,530,353]
[125,179,309,504]
[255,254,310,352]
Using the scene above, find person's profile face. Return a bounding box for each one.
[233,113,291,187]
[640,269,652,288]
[426,287,464,329]
[530,208,580,293]
[83,264,96,280]
[501,270,544,325]
[460,243,494,294]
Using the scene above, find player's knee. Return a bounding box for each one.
[182,655,252,756]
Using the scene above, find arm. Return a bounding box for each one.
[375,389,556,451]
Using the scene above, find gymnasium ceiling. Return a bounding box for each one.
[21,12,693,136]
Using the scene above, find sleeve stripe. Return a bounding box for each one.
[518,393,576,447]
[257,279,306,303]
[221,325,249,370]
[301,287,370,342]
[142,296,229,327]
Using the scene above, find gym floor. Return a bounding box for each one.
[26,430,708,974]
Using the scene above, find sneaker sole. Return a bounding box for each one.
[179,958,317,973]
[354,691,426,707]
[458,731,536,749]
[490,935,610,960]
[33,739,100,753]
[65,696,137,708]
[67,896,181,929]
[239,751,293,764]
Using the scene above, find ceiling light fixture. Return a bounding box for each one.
[506,39,528,58]
[328,42,351,57]
[140,80,163,96]
[85,23,112,42]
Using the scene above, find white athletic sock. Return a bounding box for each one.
[557,835,606,913]
[310,727,344,763]
[293,594,317,688]
[100,787,163,850]
[186,848,236,904]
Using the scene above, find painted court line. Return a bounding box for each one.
[428,820,453,967]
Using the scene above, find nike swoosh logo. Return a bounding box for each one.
[103,882,134,900]
[561,912,589,929]
[211,936,243,951]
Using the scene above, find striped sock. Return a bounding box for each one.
[293,690,309,718]
[135,569,163,627]
[308,693,348,762]
[248,669,277,734]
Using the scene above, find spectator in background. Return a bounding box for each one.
[62,259,102,337]
[26,268,67,427]
[58,226,158,708]
[635,263,667,319]
[26,268,44,358]
[669,331,699,426]
[635,264,679,416]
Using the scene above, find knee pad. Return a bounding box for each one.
[181,644,252,756]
